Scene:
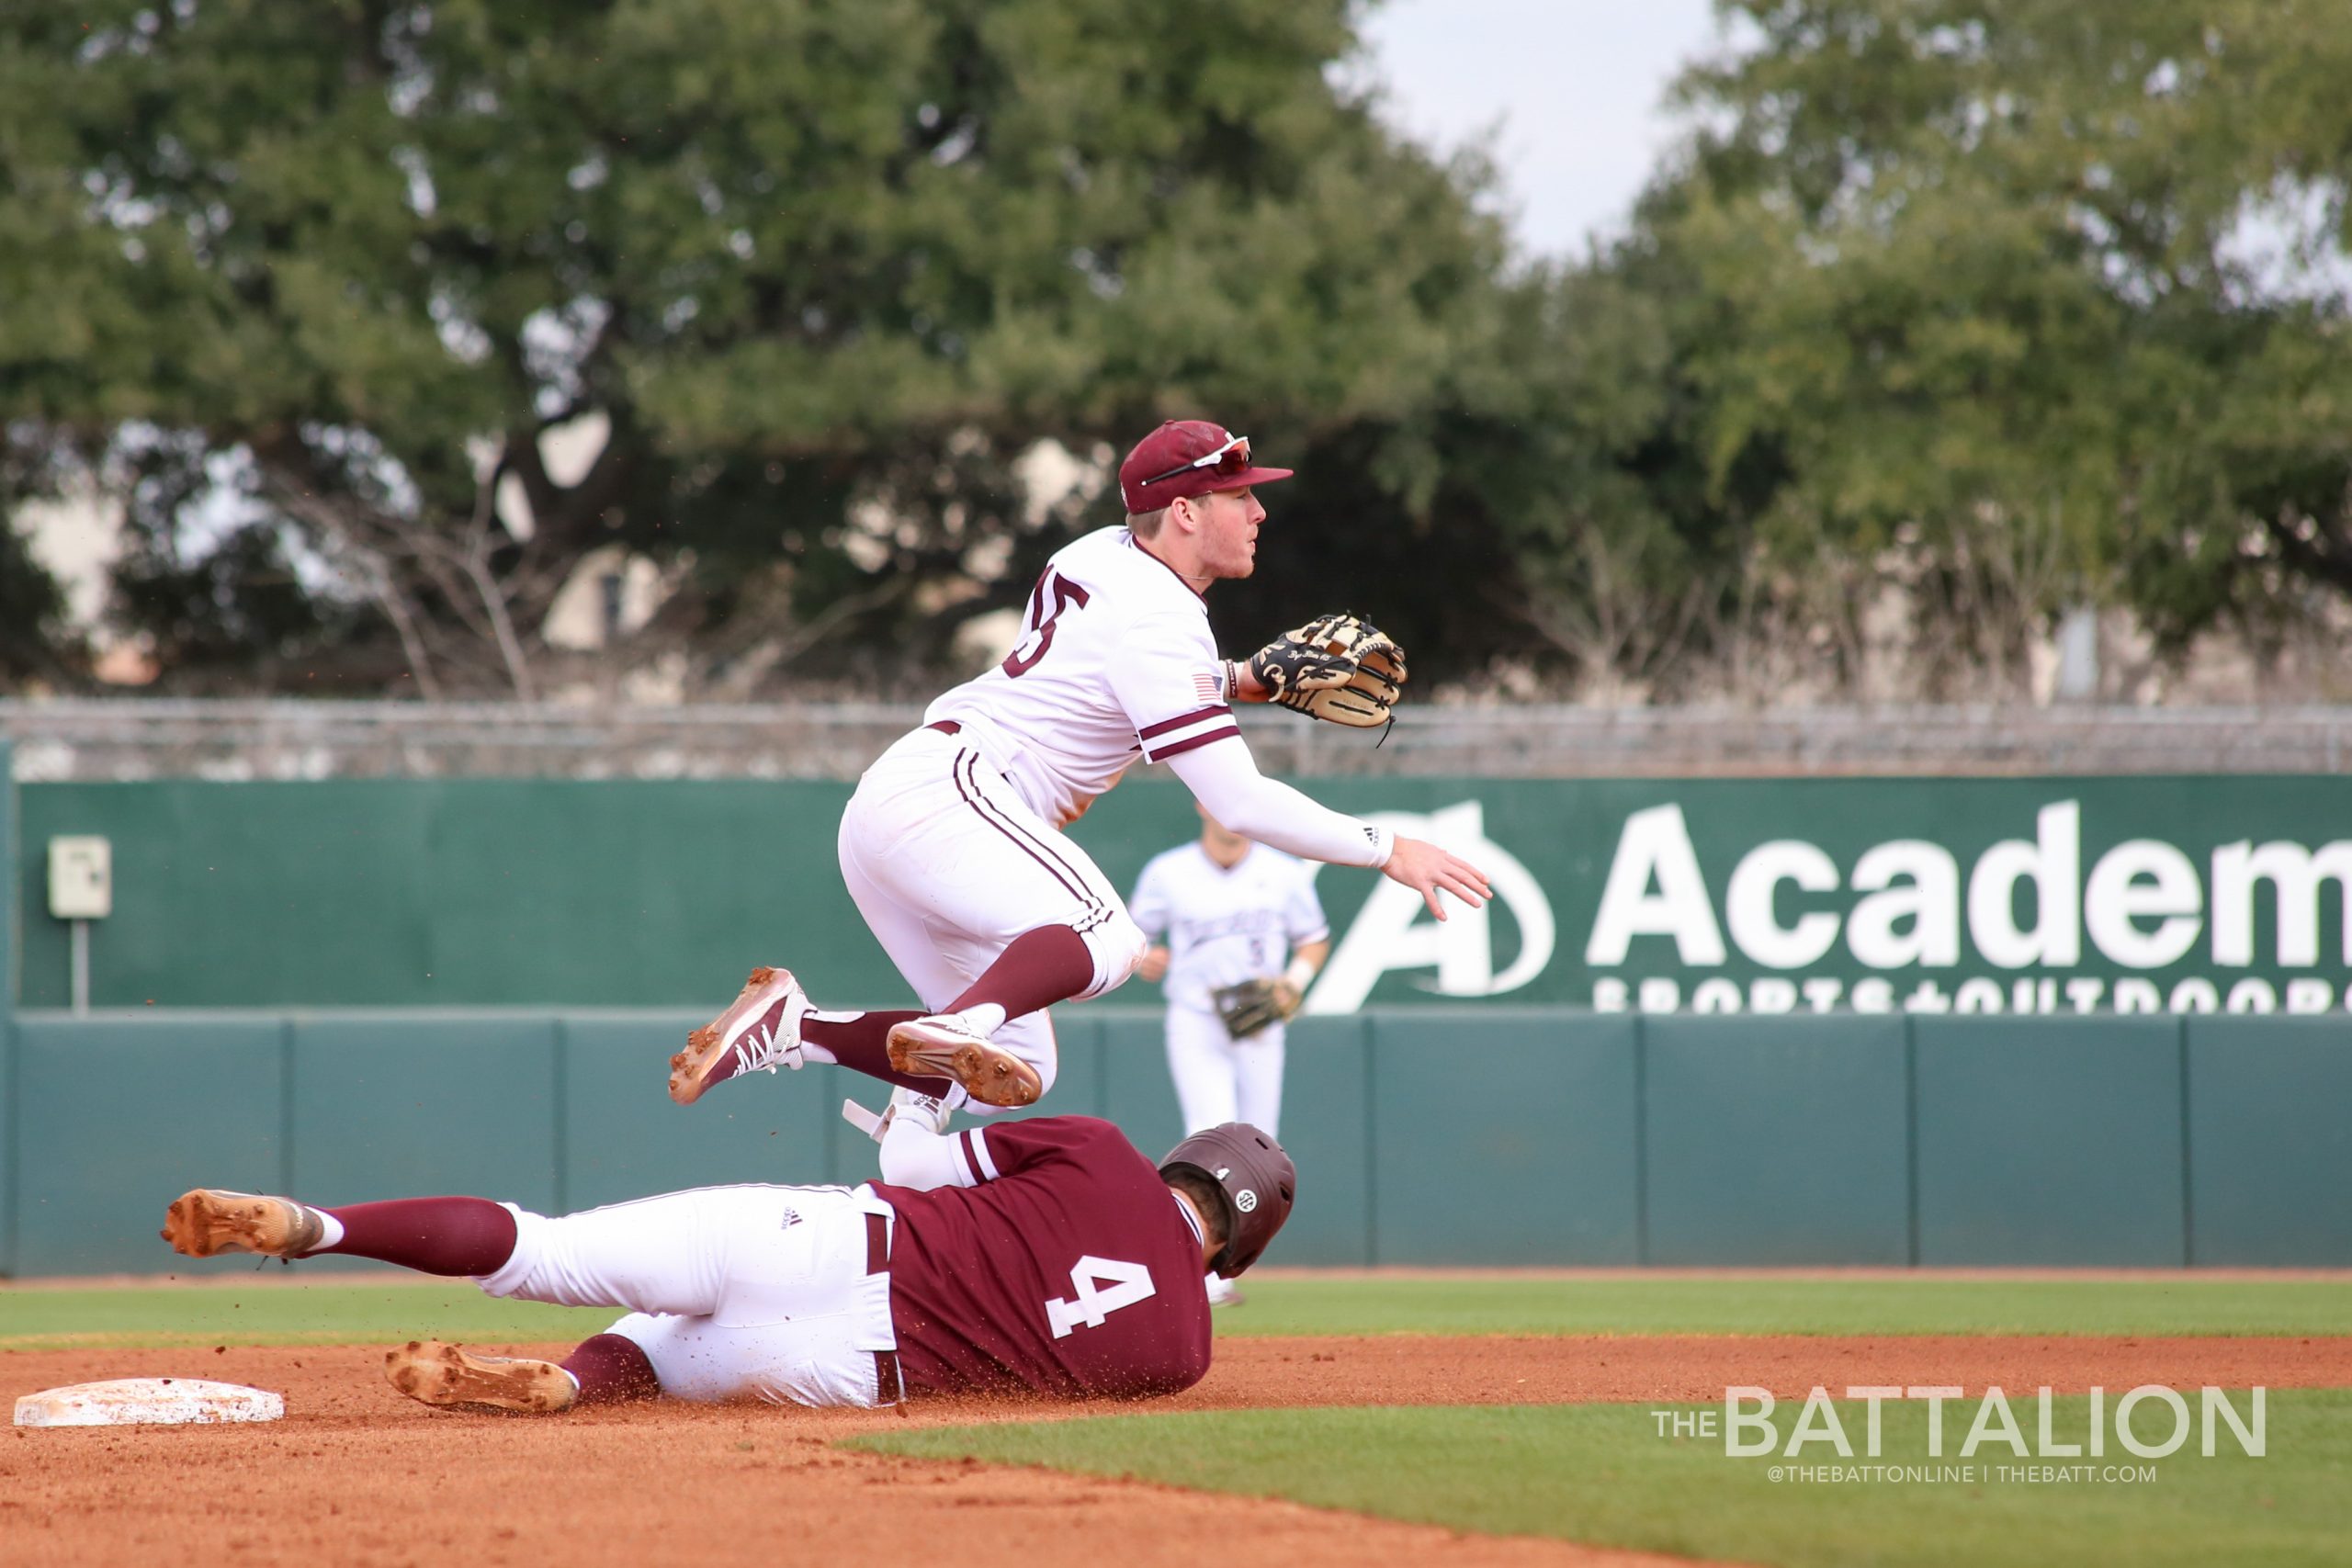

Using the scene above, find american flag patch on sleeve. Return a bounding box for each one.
[1193,671,1221,705]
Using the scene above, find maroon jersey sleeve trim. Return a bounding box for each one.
[1136,704,1231,741]
[959,1128,1000,1183]
[1144,724,1241,762]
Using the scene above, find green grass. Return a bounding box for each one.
[5,1273,2348,1350]
[0,1280,618,1350]
[853,1393,2352,1568]
[1212,1275,2352,1338]
[13,1276,2346,1562]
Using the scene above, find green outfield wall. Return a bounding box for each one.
[6,767,2348,1274]
[14,773,2352,1015]
[3,1006,2347,1276]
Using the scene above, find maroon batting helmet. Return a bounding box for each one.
[1159,1122,1295,1276]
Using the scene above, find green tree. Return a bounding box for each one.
[0,433,81,684]
[1,0,1549,695]
[0,516,76,685]
[1642,0,2352,679]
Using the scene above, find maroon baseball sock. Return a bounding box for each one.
[799,926,1088,1093]
[315,1197,518,1276]
[800,1010,939,1092]
[561,1333,662,1404]
[947,924,1093,1021]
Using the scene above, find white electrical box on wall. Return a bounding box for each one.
[48,837,113,920]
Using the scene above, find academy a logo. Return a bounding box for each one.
[1304,801,1555,1012]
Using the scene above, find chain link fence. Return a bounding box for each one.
[6,697,2347,780]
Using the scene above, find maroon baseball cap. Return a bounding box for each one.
[1117,420,1295,513]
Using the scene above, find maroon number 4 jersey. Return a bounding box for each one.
[873,1115,1215,1399]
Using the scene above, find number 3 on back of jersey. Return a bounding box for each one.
[1046,1255,1156,1338]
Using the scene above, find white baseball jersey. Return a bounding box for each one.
[926,525,1236,827]
[837,523,1384,1101]
[1129,842,1329,1014]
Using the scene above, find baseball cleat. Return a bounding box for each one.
[671,965,808,1105]
[385,1340,577,1415]
[161,1189,326,1259]
[886,1016,1042,1108]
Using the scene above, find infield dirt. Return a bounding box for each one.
[8,1333,2349,1568]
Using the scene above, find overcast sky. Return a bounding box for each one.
[1357,3,2351,300]
[1355,0,1737,260]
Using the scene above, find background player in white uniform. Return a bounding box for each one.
[668,419,1490,1132]
[1133,803,1328,1140]
[1132,806,1328,1305]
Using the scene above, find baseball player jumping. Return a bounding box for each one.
[666,419,1490,1130]
[162,1116,1293,1411]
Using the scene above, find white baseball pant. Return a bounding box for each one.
[1165,1003,1285,1137]
[472,1183,901,1408]
[837,727,1148,1106]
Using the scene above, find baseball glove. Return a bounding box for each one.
[1212,976,1304,1040]
[1245,612,1407,729]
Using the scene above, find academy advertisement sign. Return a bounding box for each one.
[21,772,2342,1012]
[1295,776,2352,1014]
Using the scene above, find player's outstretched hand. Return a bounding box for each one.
[1382,835,1491,920]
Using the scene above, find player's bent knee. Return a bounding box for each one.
[1077,911,1149,1000]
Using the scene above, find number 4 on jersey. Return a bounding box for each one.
[1046,1256,1156,1338]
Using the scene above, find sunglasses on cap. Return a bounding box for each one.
[1137,434,1252,489]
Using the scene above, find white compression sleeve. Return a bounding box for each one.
[1164,737,1395,867]
[876,1121,974,1190]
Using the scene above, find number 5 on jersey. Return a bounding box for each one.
[1046,1256,1156,1338]
[1002,570,1091,677]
